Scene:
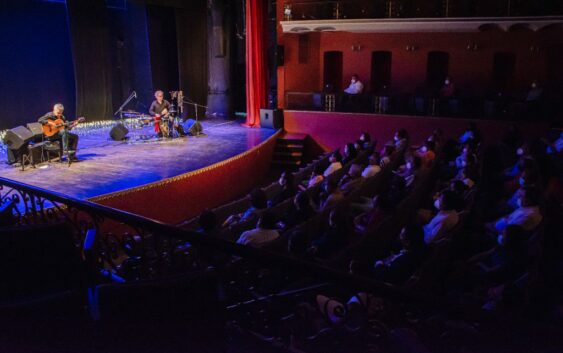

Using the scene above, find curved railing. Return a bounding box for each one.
[0,176,425,303]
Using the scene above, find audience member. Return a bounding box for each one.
[302,164,325,190]
[354,193,394,234]
[323,151,343,177]
[439,76,456,98]
[197,209,218,236]
[422,190,460,244]
[362,153,382,178]
[343,74,364,95]
[338,164,364,195]
[270,171,297,206]
[394,128,409,150]
[236,211,280,248]
[416,140,436,168]
[492,187,543,233]
[372,224,427,284]
[279,192,315,230]
[342,143,358,165]
[318,178,345,211]
[380,144,395,167]
[309,206,350,258]
[223,188,267,227]
[459,122,482,146]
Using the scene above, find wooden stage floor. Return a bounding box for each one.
[0,119,276,200]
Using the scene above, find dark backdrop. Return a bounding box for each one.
[0,0,210,130]
[0,0,76,129]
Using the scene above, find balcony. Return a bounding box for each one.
[281,0,563,33]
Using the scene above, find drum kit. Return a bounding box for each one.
[115,91,187,142]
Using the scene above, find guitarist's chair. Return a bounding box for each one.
[43,141,63,164]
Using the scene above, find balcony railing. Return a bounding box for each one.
[282,0,563,21]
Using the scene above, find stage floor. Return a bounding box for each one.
[0,119,276,200]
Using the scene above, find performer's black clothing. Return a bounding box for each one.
[149,100,171,116]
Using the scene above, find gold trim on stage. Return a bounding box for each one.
[89,129,282,202]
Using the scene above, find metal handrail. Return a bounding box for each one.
[0,176,432,305]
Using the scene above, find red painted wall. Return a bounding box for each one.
[284,110,549,150]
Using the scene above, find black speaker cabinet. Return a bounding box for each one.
[3,126,33,150]
[109,123,129,141]
[26,122,44,139]
[183,119,203,135]
[260,109,283,129]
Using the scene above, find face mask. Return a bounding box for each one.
[517,148,524,156]
[394,136,399,142]
[420,146,428,153]
[406,162,412,170]
[497,234,504,246]
[434,198,441,210]
[519,177,526,187]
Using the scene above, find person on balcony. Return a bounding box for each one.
[440,76,456,98]
[344,74,364,95]
[342,74,364,111]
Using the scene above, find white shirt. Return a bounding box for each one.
[362,165,381,178]
[308,175,324,188]
[495,206,542,232]
[344,80,364,95]
[324,162,342,177]
[423,210,460,244]
[237,228,280,247]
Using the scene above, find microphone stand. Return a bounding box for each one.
[114,91,137,120]
[182,98,208,137]
[114,92,137,139]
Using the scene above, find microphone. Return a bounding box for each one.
[133,91,137,99]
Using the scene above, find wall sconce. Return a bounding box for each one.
[351,43,363,52]
[405,45,418,52]
[529,45,541,53]
[466,43,479,51]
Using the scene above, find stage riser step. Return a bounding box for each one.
[271,134,307,170]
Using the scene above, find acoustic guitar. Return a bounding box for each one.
[42,117,86,137]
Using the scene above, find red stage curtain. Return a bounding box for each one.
[245,0,268,127]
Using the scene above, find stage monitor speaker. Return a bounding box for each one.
[184,119,203,136]
[276,45,285,66]
[26,122,43,137]
[260,109,283,129]
[3,126,33,150]
[109,123,129,141]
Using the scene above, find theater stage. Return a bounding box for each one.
[0,119,277,201]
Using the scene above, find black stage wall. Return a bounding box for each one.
[0,0,210,130]
[0,0,76,129]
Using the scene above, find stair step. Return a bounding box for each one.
[274,151,303,157]
[271,160,303,166]
[277,143,304,149]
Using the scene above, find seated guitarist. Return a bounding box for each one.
[149,90,171,138]
[38,103,79,161]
